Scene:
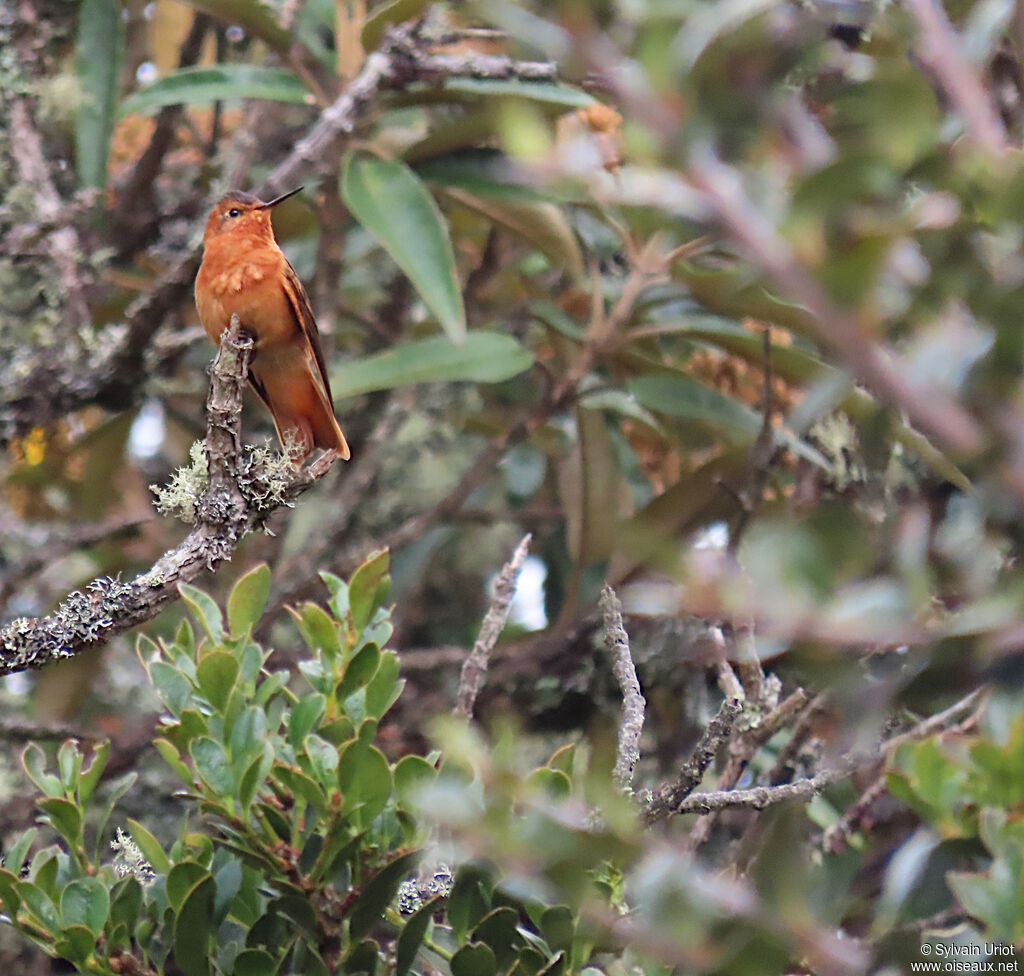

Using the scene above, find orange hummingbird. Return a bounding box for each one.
[195,187,350,464]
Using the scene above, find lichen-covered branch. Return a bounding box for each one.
[0,317,338,675]
[600,584,646,791]
[455,534,532,720]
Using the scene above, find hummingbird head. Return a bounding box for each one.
[203,187,304,243]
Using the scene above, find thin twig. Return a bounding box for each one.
[600,585,646,791]
[0,719,95,743]
[822,687,988,852]
[670,757,859,815]
[664,688,988,824]
[454,535,532,720]
[0,317,337,675]
[645,695,742,824]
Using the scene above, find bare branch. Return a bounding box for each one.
[903,0,1009,156]
[665,688,988,823]
[822,687,987,852]
[670,757,858,815]
[645,695,742,824]
[0,718,95,743]
[600,584,646,791]
[455,534,532,720]
[0,317,338,675]
[257,22,556,203]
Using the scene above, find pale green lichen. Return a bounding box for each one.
[236,439,296,514]
[151,442,208,523]
[808,413,865,492]
[32,72,85,127]
[151,437,302,526]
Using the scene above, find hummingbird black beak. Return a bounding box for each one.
[259,186,304,209]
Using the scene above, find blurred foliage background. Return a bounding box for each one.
[3,0,1024,972]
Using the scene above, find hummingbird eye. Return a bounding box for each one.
[227,207,242,218]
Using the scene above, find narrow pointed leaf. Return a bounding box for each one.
[121,65,311,115]
[333,333,532,398]
[341,153,466,342]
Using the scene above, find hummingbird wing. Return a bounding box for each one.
[251,256,350,461]
[279,259,335,406]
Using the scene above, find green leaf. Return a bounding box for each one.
[344,938,380,976]
[272,893,318,934]
[54,924,96,964]
[153,738,194,788]
[94,772,137,861]
[238,741,274,811]
[60,878,109,936]
[394,755,436,807]
[337,644,382,702]
[233,948,279,976]
[290,694,327,746]
[396,896,439,976]
[196,651,239,712]
[333,332,533,398]
[17,881,60,930]
[440,189,583,277]
[179,583,225,644]
[348,850,420,938]
[57,740,82,792]
[276,765,329,812]
[472,908,522,970]
[227,564,272,639]
[364,651,403,721]
[362,0,430,49]
[440,78,594,107]
[213,858,243,927]
[121,65,311,116]
[149,661,194,716]
[37,798,82,846]
[414,150,551,204]
[338,742,391,826]
[448,867,492,942]
[348,549,391,637]
[628,374,759,437]
[305,733,341,785]
[451,943,498,976]
[2,829,35,882]
[341,153,466,342]
[75,0,122,189]
[109,876,143,929]
[171,0,292,54]
[229,705,268,763]
[539,906,574,953]
[321,571,350,621]
[174,876,215,976]
[190,737,234,796]
[22,744,62,798]
[167,863,209,912]
[526,767,571,800]
[30,851,58,896]
[78,740,110,804]
[290,602,343,659]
